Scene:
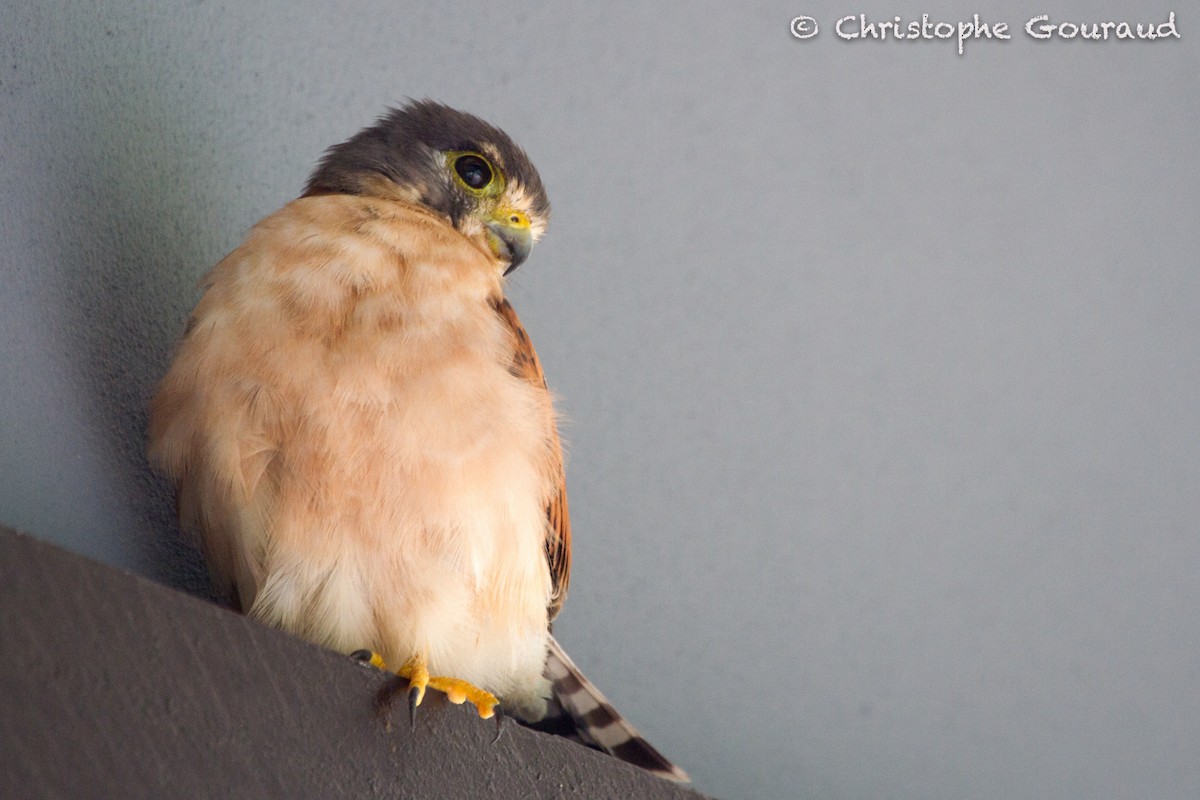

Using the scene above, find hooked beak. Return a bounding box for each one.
[484,209,534,275]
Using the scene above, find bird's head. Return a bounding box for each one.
[303,100,550,274]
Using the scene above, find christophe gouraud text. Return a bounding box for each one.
[788,12,1180,55]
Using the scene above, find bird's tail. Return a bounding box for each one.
[537,634,690,783]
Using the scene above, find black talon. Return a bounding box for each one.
[491,707,506,745]
[407,684,420,731]
[350,649,373,663]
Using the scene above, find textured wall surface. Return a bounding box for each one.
[2,2,1198,798]
[0,527,709,800]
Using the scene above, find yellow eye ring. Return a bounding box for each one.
[448,151,503,195]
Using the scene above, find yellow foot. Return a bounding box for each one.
[397,654,498,719]
[427,675,499,719]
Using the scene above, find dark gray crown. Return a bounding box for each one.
[303,100,549,226]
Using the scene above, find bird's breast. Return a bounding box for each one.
[232,197,556,664]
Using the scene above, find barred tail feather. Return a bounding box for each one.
[540,634,689,783]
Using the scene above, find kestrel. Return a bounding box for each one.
[147,101,687,782]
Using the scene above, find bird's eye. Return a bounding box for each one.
[453,153,494,192]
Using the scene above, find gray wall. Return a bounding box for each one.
[3,2,1197,798]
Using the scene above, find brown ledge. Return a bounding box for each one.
[0,526,709,799]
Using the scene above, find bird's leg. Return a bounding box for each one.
[352,648,499,719]
[358,650,498,720]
